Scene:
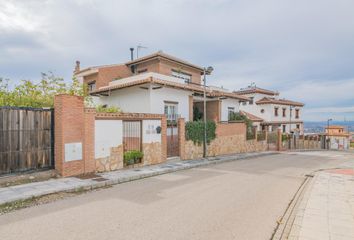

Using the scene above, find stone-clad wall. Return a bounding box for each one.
[184,137,267,159]
[182,120,267,160]
[143,142,163,165]
[96,145,124,172]
[95,118,166,172]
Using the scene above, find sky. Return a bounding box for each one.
[1,0,354,122]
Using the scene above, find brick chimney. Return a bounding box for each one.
[74,60,80,74]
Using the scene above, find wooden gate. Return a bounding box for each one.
[167,122,179,157]
[0,107,54,175]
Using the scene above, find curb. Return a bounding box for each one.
[0,151,278,206]
[68,151,279,192]
[271,174,314,240]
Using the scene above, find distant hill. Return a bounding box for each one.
[304,121,354,133]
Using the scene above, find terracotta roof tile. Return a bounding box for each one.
[256,97,304,107]
[234,87,279,96]
[239,111,264,122]
[91,77,249,101]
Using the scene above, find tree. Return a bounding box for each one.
[0,72,90,108]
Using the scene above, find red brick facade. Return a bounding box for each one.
[54,94,167,177]
[54,94,91,177]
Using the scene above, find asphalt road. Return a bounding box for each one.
[0,151,352,240]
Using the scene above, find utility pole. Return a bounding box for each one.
[202,66,213,158]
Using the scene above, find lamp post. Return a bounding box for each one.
[203,66,214,158]
[289,105,294,149]
[326,118,332,149]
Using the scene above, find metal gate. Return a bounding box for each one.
[167,122,179,157]
[0,107,54,175]
[267,130,278,151]
[123,121,142,152]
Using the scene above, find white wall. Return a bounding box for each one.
[150,87,191,120]
[97,86,151,113]
[96,85,191,120]
[95,120,123,158]
[220,98,240,121]
[143,120,162,143]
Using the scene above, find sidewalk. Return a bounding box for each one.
[0,151,276,206]
[287,164,354,240]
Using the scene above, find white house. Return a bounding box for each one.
[235,86,305,134]
[75,51,249,123]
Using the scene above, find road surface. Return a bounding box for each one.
[0,151,352,240]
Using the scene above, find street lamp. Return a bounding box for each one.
[327,118,332,131]
[203,66,214,158]
[326,118,332,149]
[289,105,294,149]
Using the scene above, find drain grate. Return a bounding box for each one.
[93,177,108,182]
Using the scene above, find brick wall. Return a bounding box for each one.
[54,94,88,177]
[98,65,132,88]
[54,95,167,176]
[216,122,246,137]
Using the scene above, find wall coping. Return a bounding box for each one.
[93,111,165,120]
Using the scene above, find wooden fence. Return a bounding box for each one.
[0,107,54,175]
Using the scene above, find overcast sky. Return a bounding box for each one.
[1,0,354,121]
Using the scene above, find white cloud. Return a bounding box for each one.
[0,0,354,121]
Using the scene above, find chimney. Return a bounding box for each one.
[130,48,134,61]
[74,60,80,74]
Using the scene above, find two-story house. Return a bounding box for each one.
[75,51,249,123]
[325,125,350,150]
[235,86,304,134]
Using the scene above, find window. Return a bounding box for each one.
[242,101,247,105]
[249,97,254,105]
[171,70,192,83]
[88,82,96,92]
[295,109,300,119]
[296,124,300,129]
[282,108,286,117]
[283,125,286,133]
[260,109,265,114]
[228,107,235,121]
[164,102,178,121]
[274,107,279,117]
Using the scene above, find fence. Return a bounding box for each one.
[0,107,54,175]
[281,134,325,150]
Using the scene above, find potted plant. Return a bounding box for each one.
[124,151,135,166]
[124,150,144,166]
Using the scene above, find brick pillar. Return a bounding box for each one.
[277,128,282,151]
[83,108,96,173]
[161,115,167,162]
[54,94,95,177]
[178,118,186,160]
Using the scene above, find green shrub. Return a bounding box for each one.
[185,120,216,145]
[124,150,144,165]
[96,104,121,113]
